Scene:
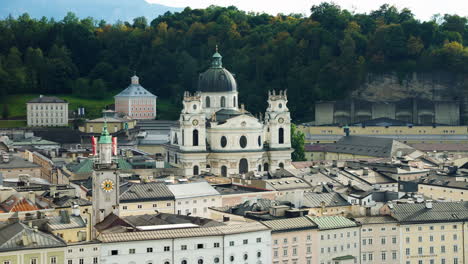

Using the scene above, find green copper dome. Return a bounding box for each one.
[98,123,112,144]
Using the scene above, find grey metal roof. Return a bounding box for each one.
[307,215,358,230]
[302,192,351,208]
[324,136,414,158]
[418,176,468,190]
[52,196,92,207]
[120,183,175,202]
[0,222,66,251]
[261,216,317,232]
[27,96,67,103]
[98,222,268,243]
[167,182,220,199]
[0,155,40,169]
[353,216,398,225]
[390,201,468,223]
[115,76,156,98]
[47,215,87,230]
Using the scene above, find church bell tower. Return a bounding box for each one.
[92,123,119,232]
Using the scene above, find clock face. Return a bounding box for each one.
[192,119,199,126]
[278,117,284,124]
[101,179,115,192]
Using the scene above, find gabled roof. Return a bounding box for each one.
[261,216,317,232]
[0,222,66,251]
[167,182,220,199]
[47,214,87,230]
[0,194,42,213]
[307,216,358,230]
[302,192,351,208]
[51,196,92,208]
[390,201,468,223]
[120,182,174,202]
[325,136,414,158]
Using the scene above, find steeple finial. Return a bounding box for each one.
[211,45,222,68]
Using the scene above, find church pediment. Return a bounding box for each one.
[212,114,263,129]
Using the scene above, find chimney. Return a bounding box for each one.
[332,160,337,167]
[22,233,30,246]
[72,204,80,217]
[343,125,350,136]
[425,200,433,209]
[363,168,369,176]
[28,191,36,204]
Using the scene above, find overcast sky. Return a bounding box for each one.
[148,0,467,21]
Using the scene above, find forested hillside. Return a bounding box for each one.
[0,4,467,120]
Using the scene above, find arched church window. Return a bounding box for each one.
[193,166,199,176]
[279,128,284,144]
[221,136,227,148]
[221,96,226,107]
[206,164,211,169]
[264,163,269,171]
[206,97,211,108]
[233,96,236,107]
[221,166,227,177]
[239,159,248,174]
[258,136,261,147]
[182,130,185,146]
[279,162,284,168]
[193,129,199,146]
[193,104,197,110]
[257,165,261,171]
[239,136,247,148]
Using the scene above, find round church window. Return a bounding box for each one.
[240,136,247,148]
[279,103,283,108]
[221,136,227,148]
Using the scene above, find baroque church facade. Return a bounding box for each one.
[165,50,293,176]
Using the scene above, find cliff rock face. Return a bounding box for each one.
[352,72,468,123]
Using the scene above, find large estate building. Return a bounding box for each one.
[115,75,157,120]
[164,50,293,176]
[27,95,68,127]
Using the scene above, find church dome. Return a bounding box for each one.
[198,49,237,93]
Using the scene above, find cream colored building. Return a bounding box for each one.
[383,201,468,264]
[27,95,68,127]
[119,182,175,216]
[299,124,468,144]
[263,217,318,264]
[354,216,400,264]
[418,176,468,202]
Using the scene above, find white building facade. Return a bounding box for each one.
[27,95,68,127]
[165,50,293,176]
[168,182,222,218]
[99,222,271,264]
[66,243,101,264]
[115,75,157,120]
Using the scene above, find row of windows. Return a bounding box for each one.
[362,227,397,232]
[273,235,312,245]
[111,238,263,255]
[362,251,398,261]
[31,105,65,110]
[405,258,459,264]
[320,243,357,254]
[362,236,397,245]
[122,203,172,210]
[406,245,460,255]
[405,224,458,231]
[30,118,66,124]
[67,258,98,264]
[32,112,64,117]
[405,234,459,243]
[205,96,236,108]
[320,231,357,240]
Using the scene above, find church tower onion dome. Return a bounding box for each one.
[198,49,237,93]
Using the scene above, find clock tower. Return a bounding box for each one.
[91,123,119,233]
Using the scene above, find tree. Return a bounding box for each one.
[291,124,306,161]
[2,104,9,119]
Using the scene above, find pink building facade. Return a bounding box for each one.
[115,75,157,119]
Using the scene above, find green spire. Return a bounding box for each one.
[211,45,222,68]
[98,121,112,144]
